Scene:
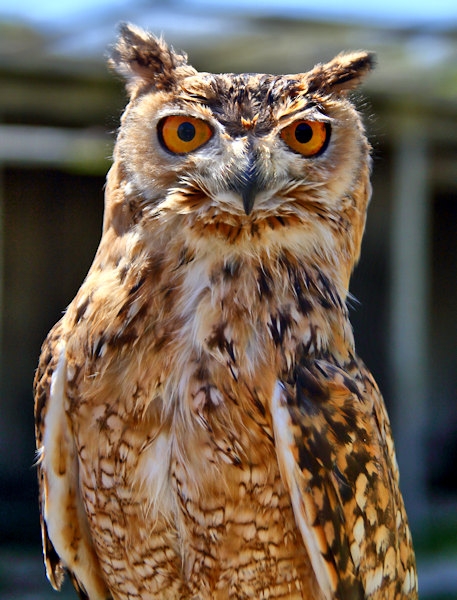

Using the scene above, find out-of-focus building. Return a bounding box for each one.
[0,9,456,597]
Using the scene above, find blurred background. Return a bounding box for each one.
[0,0,456,598]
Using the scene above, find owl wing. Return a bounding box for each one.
[34,322,110,600]
[271,356,417,600]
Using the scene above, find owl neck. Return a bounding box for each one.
[95,205,356,373]
[170,233,356,370]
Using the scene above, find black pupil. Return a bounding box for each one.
[295,122,313,144]
[177,121,196,142]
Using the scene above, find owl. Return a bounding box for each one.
[34,23,418,600]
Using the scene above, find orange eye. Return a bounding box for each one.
[280,120,330,157]
[158,115,213,154]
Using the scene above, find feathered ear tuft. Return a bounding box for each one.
[306,51,375,96]
[109,23,193,96]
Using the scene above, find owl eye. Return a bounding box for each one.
[280,120,330,157]
[158,115,213,154]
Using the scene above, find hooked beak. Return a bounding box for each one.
[241,179,258,216]
[230,155,260,216]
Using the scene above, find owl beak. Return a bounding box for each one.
[241,182,258,216]
[231,158,259,216]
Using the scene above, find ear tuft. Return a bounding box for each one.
[306,51,376,96]
[109,23,193,96]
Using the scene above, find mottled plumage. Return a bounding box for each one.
[35,23,417,599]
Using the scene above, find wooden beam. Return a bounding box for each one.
[0,125,111,173]
[389,114,431,526]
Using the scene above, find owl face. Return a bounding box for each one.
[111,24,374,276]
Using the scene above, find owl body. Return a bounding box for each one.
[35,25,417,600]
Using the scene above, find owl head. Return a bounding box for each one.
[107,24,374,287]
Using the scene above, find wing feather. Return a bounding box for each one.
[271,355,418,599]
[34,323,111,600]
[272,381,337,599]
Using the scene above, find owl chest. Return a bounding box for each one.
[76,397,316,599]
[70,257,322,596]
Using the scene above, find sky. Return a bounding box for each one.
[2,0,457,29]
